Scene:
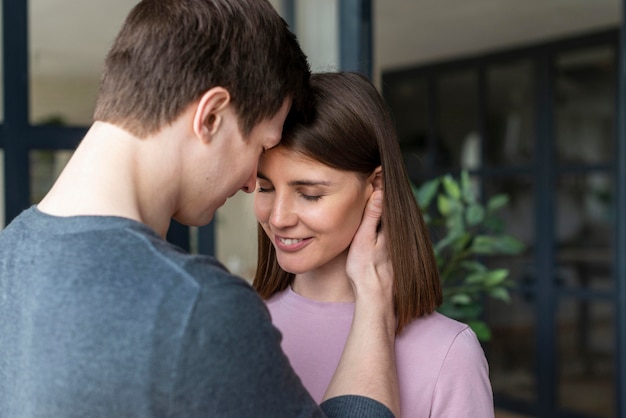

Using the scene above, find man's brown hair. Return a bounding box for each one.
[93,0,311,138]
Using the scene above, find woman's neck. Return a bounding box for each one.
[291,253,355,303]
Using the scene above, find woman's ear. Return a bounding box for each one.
[193,87,231,141]
[369,166,383,191]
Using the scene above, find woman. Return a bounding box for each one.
[253,72,494,417]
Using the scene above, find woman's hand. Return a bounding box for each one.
[327,190,400,416]
[346,190,394,312]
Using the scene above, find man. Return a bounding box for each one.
[0,0,399,417]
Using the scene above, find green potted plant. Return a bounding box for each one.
[413,171,525,341]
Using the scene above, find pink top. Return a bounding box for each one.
[267,287,494,418]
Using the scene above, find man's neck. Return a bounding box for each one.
[37,121,177,238]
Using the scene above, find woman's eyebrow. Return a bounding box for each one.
[257,170,333,187]
[289,180,332,187]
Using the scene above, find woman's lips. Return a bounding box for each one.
[274,235,312,252]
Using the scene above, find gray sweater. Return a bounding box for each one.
[0,207,393,417]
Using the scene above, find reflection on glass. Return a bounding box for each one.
[384,76,429,178]
[486,60,534,166]
[29,1,138,126]
[485,176,535,250]
[556,174,612,291]
[555,46,615,164]
[485,289,536,404]
[29,150,72,204]
[483,176,536,404]
[557,299,614,417]
[437,71,479,170]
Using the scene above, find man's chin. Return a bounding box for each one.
[172,210,215,228]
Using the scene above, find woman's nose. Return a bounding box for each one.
[269,196,297,228]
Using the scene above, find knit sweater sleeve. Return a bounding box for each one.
[320,395,395,417]
[169,271,395,417]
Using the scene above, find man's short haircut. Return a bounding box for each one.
[93,0,311,138]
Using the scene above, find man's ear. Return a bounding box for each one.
[193,87,231,141]
[369,166,383,191]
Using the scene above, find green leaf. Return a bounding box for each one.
[483,216,505,233]
[489,287,511,303]
[484,269,509,286]
[442,175,461,200]
[434,229,459,253]
[465,271,488,284]
[437,194,452,216]
[451,232,472,253]
[438,301,482,321]
[470,235,498,254]
[468,320,492,341]
[413,178,440,208]
[471,235,525,255]
[487,194,509,212]
[497,236,526,254]
[466,203,485,226]
[460,260,488,273]
[460,171,476,204]
[446,213,465,237]
[437,194,461,217]
[451,293,472,305]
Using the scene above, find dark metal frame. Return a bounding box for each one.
[283,0,372,78]
[615,4,626,418]
[382,28,624,418]
[339,0,372,78]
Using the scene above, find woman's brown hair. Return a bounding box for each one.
[253,72,442,334]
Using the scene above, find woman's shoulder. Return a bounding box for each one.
[397,311,479,351]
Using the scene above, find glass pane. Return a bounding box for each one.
[557,298,614,417]
[556,174,612,291]
[486,60,534,166]
[479,176,537,404]
[437,70,479,170]
[29,1,138,127]
[485,289,537,404]
[295,0,338,72]
[485,176,535,255]
[29,150,72,205]
[215,193,258,281]
[384,76,429,178]
[555,46,615,164]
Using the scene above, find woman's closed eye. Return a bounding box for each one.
[299,192,322,202]
[256,181,274,193]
